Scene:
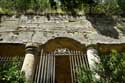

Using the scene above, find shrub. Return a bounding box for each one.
[0,57,27,83]
[76,50,125,83]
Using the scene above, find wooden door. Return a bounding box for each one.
[55,56,72,83]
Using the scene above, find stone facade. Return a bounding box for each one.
[0,15,125,82]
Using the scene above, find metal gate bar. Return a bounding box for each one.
[43,53,47,82]
[0,56,24,69]
[69,54,74,83]
[34,49,89,83]
[53,52,55,83]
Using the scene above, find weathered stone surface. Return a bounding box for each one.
[0,15,125,45]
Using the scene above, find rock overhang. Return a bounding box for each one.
[0,15,125,45]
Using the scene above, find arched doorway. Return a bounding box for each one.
[33,37,89,83]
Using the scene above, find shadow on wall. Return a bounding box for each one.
[86,15,119,39]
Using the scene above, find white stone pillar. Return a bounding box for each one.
[21,43,39,82]
[87,47,100,80]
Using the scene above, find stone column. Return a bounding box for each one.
[21,43,39,82]
[87,47,100,80]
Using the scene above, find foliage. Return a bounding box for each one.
[117,0,125,14]
[0,57,27,83]
[0,0,13,10]
[39,0,50,12]
[76,50,125,83]
[0,0,14,14]
[14,0,31,13]
[96,50,125,83]
[0,0,124,15]
[59,0,83,14]
[76,66,93,83]
[92,0,120,15]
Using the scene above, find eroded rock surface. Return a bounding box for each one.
[0,15,125,45]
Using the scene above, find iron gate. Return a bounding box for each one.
[33,48,89,83]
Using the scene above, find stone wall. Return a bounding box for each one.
[0,15,125,45]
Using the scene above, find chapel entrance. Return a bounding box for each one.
[33,37,89,83]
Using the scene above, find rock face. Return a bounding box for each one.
[0,15,125,45]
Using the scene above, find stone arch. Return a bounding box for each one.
[41,37,86,53]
